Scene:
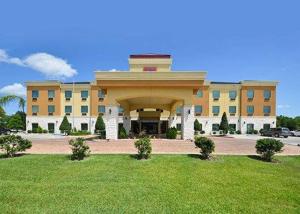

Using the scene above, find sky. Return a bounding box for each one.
[0,0,299,116]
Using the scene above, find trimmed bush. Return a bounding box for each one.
[253,130,258,135]
[37,126,43,134]
[200,130,205,134]
[166,127,177,139]
[118,126,127,139]
[95,115,105,137]
[255,138,284,162]
[59,116,71,135]
[134,137,152,159]
[194,136,215,159]
[0,135,32,157]
[70,130,91,136]
[42,129,48,134]
[219,112,229,134]
[229,130,235,134]
[27,130,32,134]
[236,130,241,134]
[194,119,201,131]
[69,138,90,160]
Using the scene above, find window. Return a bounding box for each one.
[81,123,88,131]
[98,105,105,114]
[229,124,236,131]
[263,106,271,116]
[48,123,55,133]
[32,123,39,131]
[247,90,254,100]
[176,106,182,116]
[196,90,203,98]
[212,106,220,116]
[32,90,39,99]
[212,124,219,131]
[81,106,88,115]
[247,124,254,134]
[81,90,88,100]
[118,107,124,116]
[65,106,72,115]
[32,105,39,115]
[48,90,55,99]
[65,90,72,99]
[195,105,202,115]
[98,89,106,99]
[247,105,254,116]
[176,123,181,131]
[229,90,237,100]
[48,105,55,115]
[264,90,271,100]
[212,90,220,100]
[229,106,236,115]
[263,124,271,130]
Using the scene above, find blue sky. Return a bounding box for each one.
[0,0,299,116]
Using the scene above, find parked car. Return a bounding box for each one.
[290,130,300,137]
[0,127,11,135]
[260,127,290,138]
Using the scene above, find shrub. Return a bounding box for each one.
[27,130,32,134]
[59,116,71,135]
[194,137,215,159]
[253,130,258,134]
[219,112,229,134]
[134,137,152,159]
[229,130,235,134]
[255,138,284,162]
[0,135,32,157]
[7,114,24,131]
[70,130,91,136]
[37,126,43,134]
[69,138,90,160]
[43,129,48,134]
[236,130,241,134]
[200,130,205,134]
[95,115,105,133]
[194,119,201,131]
[166,127,177,139]
[118,126,127,139]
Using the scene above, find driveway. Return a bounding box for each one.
[25,136,300,155]
[233,134,300,146]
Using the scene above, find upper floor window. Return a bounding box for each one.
[98,89,106,99]
[212,90,220,100]
[229,106,236,115]
[229,90,237,100]
[195,105,203,115]
[212,106,220,116]
[65,90,72,99]
[247,105,254,116]
[98,105,105,114]
[247,90,254,100]
[196,90,203,98]
[81,106,88,115]
[263,106,271,116]
[48,90,55,99]
[65,106,72,115]
[48,105,55,115]
[264,90,271,100]
[176,106,182,116]
[32,105,39,115]
[32,90,39,99]
[118,107,124,116]
[81,90,88,100]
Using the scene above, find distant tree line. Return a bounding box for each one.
[276,115,300,131]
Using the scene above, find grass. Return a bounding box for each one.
[0,154,299,213]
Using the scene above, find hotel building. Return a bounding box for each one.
[26,54,277,139]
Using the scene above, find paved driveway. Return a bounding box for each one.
[232,134,300,146]
[25,136,300,155]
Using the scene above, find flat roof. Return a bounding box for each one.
[129,54,171,59]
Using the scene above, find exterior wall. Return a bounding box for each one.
[192,85,209,116]
[240,116,276,133]
[27,85,61,116]
[90,85,109,117]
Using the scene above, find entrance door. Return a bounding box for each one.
[141,122,158,134]
[48,123,55,133]
[247,123,254,133]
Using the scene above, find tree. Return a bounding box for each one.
[0,135,32,157]
[15,111,26,130]
[95,115,105,133]
[194,119,201,131]
[7,114,24,131]
[0,106,5,118]
[219,112,229,134]
[59,116,71,134]
[0,95,26,112]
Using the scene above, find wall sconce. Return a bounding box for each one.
[205,121,208,124]
[188,110,191,114]
[124,116,127,120]
[27,120,29,124]
[243,121,246,124]
[109,109,112,114]
[272,121,275,124]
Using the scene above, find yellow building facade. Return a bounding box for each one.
[26,54,277,139]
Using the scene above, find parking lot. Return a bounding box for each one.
[232,134,300,146]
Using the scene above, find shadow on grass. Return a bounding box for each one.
[247,155,280,163]
[0,153,27,159]
[187,154,215,160]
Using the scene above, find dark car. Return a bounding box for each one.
[261,127,290,138]
[0,127,11,135]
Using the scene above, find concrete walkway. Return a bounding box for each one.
[25,137,300,155]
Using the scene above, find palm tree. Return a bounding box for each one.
[0,95,26,112]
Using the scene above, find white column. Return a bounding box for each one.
[181,105,194,140]
[106,105,119,140]
[123,115,131,134]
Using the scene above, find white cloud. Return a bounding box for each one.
[0,49,77,78]
[277,104,291,109]
[0,83,26,97]
[109,69,117,72]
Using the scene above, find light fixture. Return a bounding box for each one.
[109,109,112,114]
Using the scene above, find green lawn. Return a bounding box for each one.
[0,155,299,213]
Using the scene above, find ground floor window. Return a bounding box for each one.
[212,123,219,131]
[176,123,181,131]
[118,123,123,130]
[48,123,55,133]
[229,124,236,131]
[263,123,271,130]
[32,123,38,131]
[81,123,88,131]
[247,123,254,133]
